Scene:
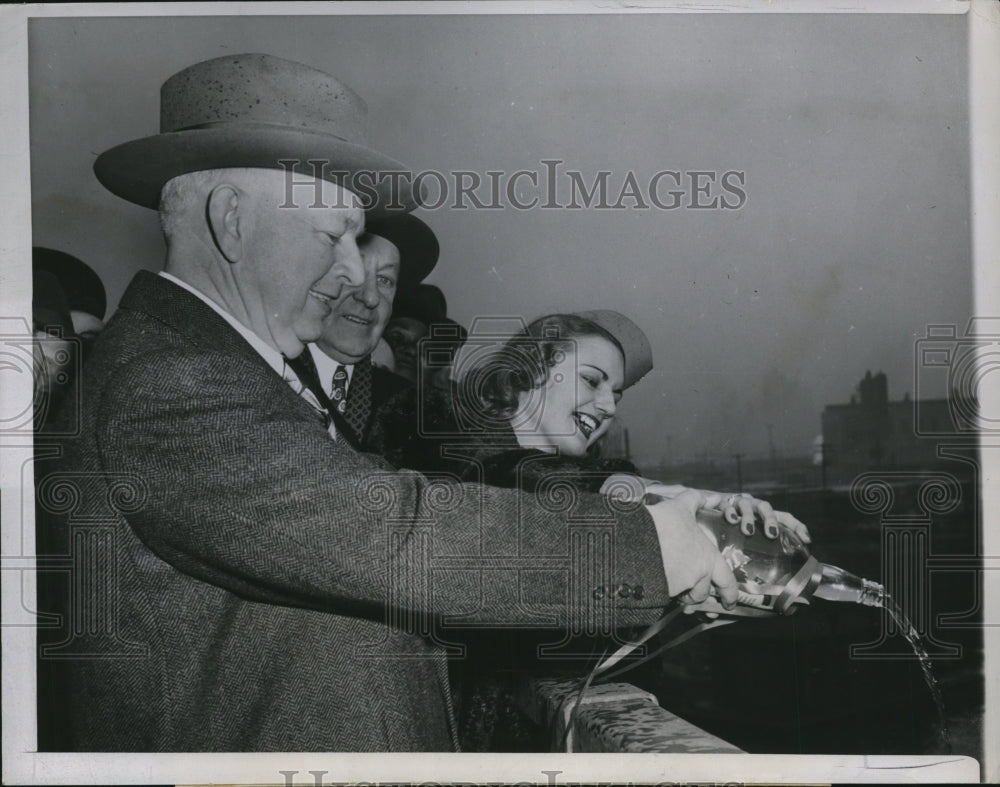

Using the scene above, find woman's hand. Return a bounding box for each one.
[600,474,810,544]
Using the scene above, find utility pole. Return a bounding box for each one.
[732,452,744,492]
[766,423,777,480]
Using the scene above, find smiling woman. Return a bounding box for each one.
[366,310,653,493]
[471,312,635,460]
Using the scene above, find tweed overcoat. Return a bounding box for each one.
[41,271,673,752]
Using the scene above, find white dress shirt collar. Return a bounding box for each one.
[158,271,287,379]
[157,272,338,438]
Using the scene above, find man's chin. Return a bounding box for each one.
[282,330,315,359]
[316,337,377,364]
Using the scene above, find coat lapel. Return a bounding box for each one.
[116,271,328,428]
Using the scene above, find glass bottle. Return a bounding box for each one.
[691,508,885,616]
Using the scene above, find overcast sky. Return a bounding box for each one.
[27,11,972,465]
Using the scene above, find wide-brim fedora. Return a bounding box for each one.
[365,214,439,291]
[94,53,421,218]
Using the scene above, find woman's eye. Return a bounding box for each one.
[581,375,598,388]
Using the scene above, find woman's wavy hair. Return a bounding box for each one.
[459,313,625,427]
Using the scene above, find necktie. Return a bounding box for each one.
[283,351,359,448]
[329,366,349,414]
[342,357,373,443]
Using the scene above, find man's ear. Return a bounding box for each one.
[206,184,245,263]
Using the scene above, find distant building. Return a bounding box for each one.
[820,370,962,486]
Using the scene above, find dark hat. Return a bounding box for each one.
[32,270,74,336]
[574,309,653,388]
[93,53,421,218]
[365,214,439,290]
[391,283,448,327]
[32,247,107,320]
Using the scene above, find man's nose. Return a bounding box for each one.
[328,235,366,289]
[352,270,381,309]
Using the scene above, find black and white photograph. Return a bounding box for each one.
[2,2,998,784]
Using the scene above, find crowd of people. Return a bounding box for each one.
[33,52,808,753]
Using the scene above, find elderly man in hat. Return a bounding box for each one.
[42,53,737,752]
[291,213,439,447]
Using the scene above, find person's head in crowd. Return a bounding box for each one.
[314,214,439,366]
[466,311,652,457]
[93,53,422,360]
[32,269,76,406]
[384,283,467,387]
[32,247,107,358]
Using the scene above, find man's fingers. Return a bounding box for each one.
[683,573,712,605]
[712,555,738,609]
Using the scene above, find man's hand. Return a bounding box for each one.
[643,489,738,609]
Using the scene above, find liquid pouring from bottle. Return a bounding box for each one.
[588,506,951,751]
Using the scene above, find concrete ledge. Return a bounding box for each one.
[516,675,744,753]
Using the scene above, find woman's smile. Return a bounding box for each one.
[573,411,601,439]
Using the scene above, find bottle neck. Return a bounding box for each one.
[813,562,885,607]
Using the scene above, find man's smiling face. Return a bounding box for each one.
[315,233,401,364]
[235,170,366,359]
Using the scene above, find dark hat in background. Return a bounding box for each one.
[33,247,107,320]
[32,270,74,336]
[391,283,448,327]
[573,309,653,388]
[365,214,439,291]
[93,53,422,218]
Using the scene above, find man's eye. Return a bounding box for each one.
[377,275,396,288]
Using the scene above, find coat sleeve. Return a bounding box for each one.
[95,348,672,626]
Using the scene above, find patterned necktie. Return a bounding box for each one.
[329,366,349,414]
[342,357,373,443]
[283,351,359,448]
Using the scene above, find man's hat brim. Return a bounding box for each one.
[94,126,421,219]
